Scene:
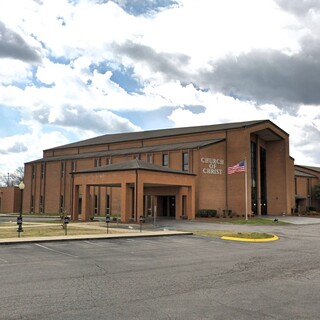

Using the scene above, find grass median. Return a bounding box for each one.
[194,230,276,240]
[0,222,128,238]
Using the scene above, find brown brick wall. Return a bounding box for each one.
[196,142,226,214]
[267,140,290,214]
[0,187,21,213]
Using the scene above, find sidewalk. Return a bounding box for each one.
[0,228,193,245]
[260,215,320,225]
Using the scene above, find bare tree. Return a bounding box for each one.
[0,172,11,187]
[0,167,24,187]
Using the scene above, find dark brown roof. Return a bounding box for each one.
[294,170,317,178]
[28,139,223,164]
[72,159,196,175]
[295,165,320,175]
[46,119,273,151]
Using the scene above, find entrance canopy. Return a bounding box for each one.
[71,159,196,222]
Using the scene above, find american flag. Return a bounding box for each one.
[228,160,245,175]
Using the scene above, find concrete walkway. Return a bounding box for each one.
[260,215,320,224]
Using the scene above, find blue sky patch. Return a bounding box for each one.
[0,106,28,137]
[114,107,176,130]
[90,62,142,93]
[110,68,142,93]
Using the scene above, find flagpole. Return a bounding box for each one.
[245,158,248,221]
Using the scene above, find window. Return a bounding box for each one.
[41,163,45,179]
[162,153,169,167]
[60,195,64,213]
[251,141,257,215]
[71,160,76,172]
[134,154,140,160]
[106,157,112,165]
[32,165,36,179]
[146,195,152,216]
[147,154,153,163]
[40,195,44,213]
[94,158,100,167]
[106,194,110,215]
[307,178,311,207]
[94,195,98,215]
[182,152,189,171]
[61,162,65,178]
[31,195,34,213]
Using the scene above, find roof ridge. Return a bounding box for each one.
[46,119,268,151]
[73,158,195,175]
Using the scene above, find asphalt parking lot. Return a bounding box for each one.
[1,220,320,320]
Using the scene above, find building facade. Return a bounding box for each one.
[294,165,320,213]
[23,120,297,221]
[0,187,21,213]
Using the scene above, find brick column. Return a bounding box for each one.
[187,184,195,220]
[72,185,79,221]
[175,188,182,219]
[82,185,90,221]
[121,183,130,222]
[136,178,144,222]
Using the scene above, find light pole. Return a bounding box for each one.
[17,181,25,237]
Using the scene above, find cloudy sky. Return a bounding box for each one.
[0,0,320,174]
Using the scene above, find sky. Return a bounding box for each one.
[0,0,320,175]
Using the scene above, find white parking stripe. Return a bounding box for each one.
[0,257,8,263]
[83,240,106,247]
[34,243,78,258]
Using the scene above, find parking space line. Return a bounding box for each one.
[83,240,107,247]
[34,243,78,258]
[0,257,8,263]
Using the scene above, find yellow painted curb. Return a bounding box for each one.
[221,234,279,242]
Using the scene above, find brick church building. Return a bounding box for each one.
[23,119,298,222]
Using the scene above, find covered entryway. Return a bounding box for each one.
[71,159,196,222]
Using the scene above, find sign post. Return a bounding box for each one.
[63,216,70,235]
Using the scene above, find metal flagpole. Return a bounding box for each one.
[245,158,248,221]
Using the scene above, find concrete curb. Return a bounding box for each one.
[0,230,193,245]
[221,234,279,242]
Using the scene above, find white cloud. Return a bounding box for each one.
[0,0,320,175]
[0,59,32,84]
[167,92,271,127]
[142,0,304,64]
[0,124,69,173]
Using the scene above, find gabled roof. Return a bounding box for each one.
[46,119,273,151]
[300,165,320,173]
[28,139,223,164]
[294,170,316,178]
[295,165,320,175]
[72,159,196,175]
